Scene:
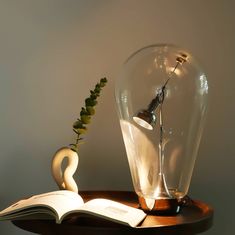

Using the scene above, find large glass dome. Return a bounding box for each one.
[115,44,208,213]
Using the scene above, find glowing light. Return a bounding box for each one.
[166,66,182,76]
[133,116,153,130]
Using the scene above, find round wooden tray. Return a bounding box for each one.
[12,191,213,235]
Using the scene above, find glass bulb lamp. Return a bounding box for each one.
[115,44,208,214]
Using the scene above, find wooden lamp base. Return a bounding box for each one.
[138,196,181,215]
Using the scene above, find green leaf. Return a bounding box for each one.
[90,90,98,99]
[71,77,108,151]
[77,128,87,134]
[86,106,95,115]
[94,85,101,93]
[73,120,83,129]
[100,82,106,87]
[100,78,107,83]
[81,115,91,124]
[94,89,100,95]
[80,107,89,116]
[85,98,97,107]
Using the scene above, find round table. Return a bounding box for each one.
[12,191,213,235]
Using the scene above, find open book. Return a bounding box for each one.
[0,190,146,227]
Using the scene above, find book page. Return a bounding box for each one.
[75,198,146,227]
[0,190,84,223]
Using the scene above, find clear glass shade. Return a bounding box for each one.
[115,44,208,201]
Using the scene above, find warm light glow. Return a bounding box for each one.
[166,66,182,76]
[120,120,158,194]
[133,116,153,130]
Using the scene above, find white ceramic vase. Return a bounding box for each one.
[51,147,79,193]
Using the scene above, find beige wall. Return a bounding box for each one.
[0,0,234,234]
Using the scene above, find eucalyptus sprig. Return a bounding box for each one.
[69,78,108,152]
